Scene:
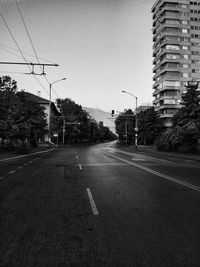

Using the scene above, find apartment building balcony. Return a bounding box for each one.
[159,85,182,92]
[153,57,190,72]
[159,94,180,101]
[153,7,182,21]
[153,67,181,80]
[153,89,160,97]
[159,113,174,118]
[159,103,181,109]
[152,0,165,14]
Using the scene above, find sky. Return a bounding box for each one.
[0,0,155,113]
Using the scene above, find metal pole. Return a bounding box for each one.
[63,119,65,145]
[48,83,52,144]
[135,97,138,149]
[48,78,66,145]
[122,90,138,149]
[125,121,128,144]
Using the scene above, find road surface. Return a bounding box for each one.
[0,142,200,266]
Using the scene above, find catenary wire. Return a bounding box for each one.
[15,0,60,100]
[0,43,56,63]
[0,12,50,99]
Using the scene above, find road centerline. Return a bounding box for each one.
[86,188,99,216]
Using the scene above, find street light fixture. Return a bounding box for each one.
[122,90,138,149]
[49,78,66,143]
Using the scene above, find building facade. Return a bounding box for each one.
[152,0,200,126]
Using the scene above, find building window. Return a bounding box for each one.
[182,29,188,33]
[182,37,189,42]
[181,4,187,8]
[183,64,189,68]
[182,20,188,25]
[183,73,189,77]
[166,45,179,50]
[166,54,179,59]
[183,54,189,59]
[182,45,188,50]
[163,81,180,87]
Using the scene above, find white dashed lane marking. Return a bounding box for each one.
[87,188,99,216]
[17,166,23,170]
[79,164,82,170]
[8,170,16,174]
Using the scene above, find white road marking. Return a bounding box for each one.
[76,155,79,159]
[81,163,127,167]
[79,164,82,170]
[0,148,55,162]
[96,149,200,193]
[8,170,16,174]
[0,176,5,180]
[86,188,99,216]
[17,166,23,170]
[28,160,32,164]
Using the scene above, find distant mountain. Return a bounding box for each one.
[83,107,116,133]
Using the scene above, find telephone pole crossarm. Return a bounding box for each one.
[0,62,59,67]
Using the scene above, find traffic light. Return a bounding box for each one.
[111,110,115,117]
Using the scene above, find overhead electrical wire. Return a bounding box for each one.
[0,46,32,63]
[0,43,56,64]
[0,12,50,98]
[15,0,59,100]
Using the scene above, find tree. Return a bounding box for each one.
[0,76,47,149]
[138,107,163,145]
[15,91,47,146]
[56,98,116,144]
[115,108,162,145]
[157,81,200,152]
[115,109,135,144]
[172,81,200,152]
[0,76,18,146]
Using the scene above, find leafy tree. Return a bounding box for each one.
[172,81,200,152]
[138,107,163,145]
[115,108,162,145]
[0,76,18,146]
[56,98,116,144]
[0,76,47,149]
[115,109,135,144]
[15,91,47,146]
[157,81,200,152]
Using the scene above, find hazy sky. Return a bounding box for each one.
[1,0,155,112]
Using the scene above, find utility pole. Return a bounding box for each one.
[63,119,65,145]
[122,90,138,149]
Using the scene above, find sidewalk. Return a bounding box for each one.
[113,143,200,162]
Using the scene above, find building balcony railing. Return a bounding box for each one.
[159,103,181,109]
[159,113,174,118]
[153,68,181,80]
[159,85,183,92]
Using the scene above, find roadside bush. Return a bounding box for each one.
[156,123,199,153]
[156,129,172,151]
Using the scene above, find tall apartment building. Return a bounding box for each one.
[152,0,200,127]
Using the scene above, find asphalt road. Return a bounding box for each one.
[0,142,200,267]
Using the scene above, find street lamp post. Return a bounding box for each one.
[122,90,138,149]
[49,78,66,143]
